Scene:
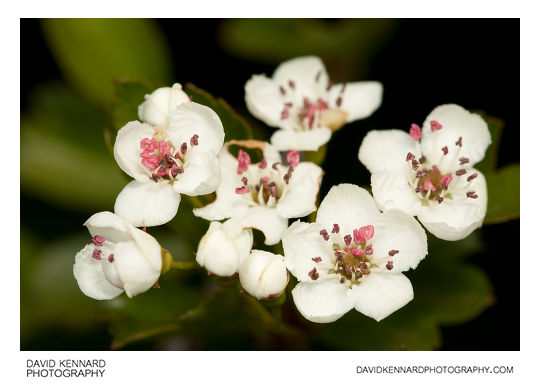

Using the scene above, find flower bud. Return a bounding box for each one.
[239,250,288,300]
[196,220,253,277]
[138,83,191,127]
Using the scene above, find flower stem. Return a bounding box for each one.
[186,195,205,208]
[171,260,200,270]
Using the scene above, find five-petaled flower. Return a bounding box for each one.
[283,184,427,323]
[114,100,225,227]
[196,219,253,277]
[194,141,324,245]
[358,104,491,241]
[245,56,383,151]
[73,211,162,300]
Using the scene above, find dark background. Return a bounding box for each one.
[21,19,519,350]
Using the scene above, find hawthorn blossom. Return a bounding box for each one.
[138,83,191,128]
[194,141,323,245]
[73,211,162,300]
[358,104,490,241]
[239,250,288,300]
[283,184,427,323]
[114,101,225,227]
[245,56,383,151]
[196,219,253,277]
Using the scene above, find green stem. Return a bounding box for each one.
[186,195,205,208]
[171,260,200,270]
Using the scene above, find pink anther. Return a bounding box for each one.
[158,140,171,156]
[237,149,251,174]
[235,186,250,194]
[287,150,300,167]
[92,235,105,246]
[430,120,443,131]
[353,225,374,245]
[423,178,436,192]
[409,124,422,141]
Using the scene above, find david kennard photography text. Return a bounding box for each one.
[26,359,106,378]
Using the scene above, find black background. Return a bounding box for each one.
[21,19,519,350]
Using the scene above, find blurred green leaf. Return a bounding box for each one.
[218,19,396,79]
[21,83,127,211]
[111,78,157,130]
[315,233,493,350]
[485,164,520,224]
[475,115,504,174]
[41,19,172,108]
[184,83,253,142]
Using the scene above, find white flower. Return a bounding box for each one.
[245,56,383,151]
[194,141,323,245]
[73,211,162,300]
[358,104,491,241]
[138,83,191,128]
[114,101,225,227]
[239,250,288,300]
[196,219,253,277]
[283,184,427,323]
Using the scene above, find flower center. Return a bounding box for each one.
[406,121,480,204]
[234,149,299,207]
[309,224,398,288]
[139,134,199,182]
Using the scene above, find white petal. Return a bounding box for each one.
[421,104,491,168]
[244,74,285,128]
[370,210,427,272]
[173,150,221,195]
[282,220,334,282]
[329,81,383,122]
[111,241,161,298]
[417,170,487,241]
[84,211,131,243]
[73,244,123,300]
[196,221,253,277]
[114,180,180,227]
[273,56,329,101]
[168,102,225,155]
[262,142,282,164]
[270,127,332,151]
[125,223,163,272]
[371,170,422,217]
[316,184,381,237]
[239,250,288,299]
[291,279,355,323]
[193,150,249,220]
[114,121,156,181]
[138,83,190,127]
[358,129,419,174]
[232,206,288,245]
[277,162,323,218]
[354,273,414,321]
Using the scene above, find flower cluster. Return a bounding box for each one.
[73,56,490,325]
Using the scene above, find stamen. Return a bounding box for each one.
[406,152,415,161]
[442,146,448,155]
[455,136,463,147]
[287,150,300,167]
[456,169,467,176]
[419,156,426,164]
[340,277,346,284]
[92,235,105,246]
[440,174,453,190]
[432,165,441,174]
[158,140,171,156]
[459,157,470,165]
[180,142,188,155]
[108,254,114,263]
[235,186,250,194]
[411,159,419,171]
[341,83,347,93]
[344,235,352,246]
[336,96,342,107]
[467,173,478,182]
[281,108,289,120]
[365,244,373,255]
[308,268,319,280]
[272,162,280,170]
[320,229,330,241]
[288,80,295,89]
[151,174,159,183]
[353,225,375,244]
[279,86,286,95]
[430,120,443,131]
[190,134,199,146]
[386,261,394,270]
[332,224,340,234]
[237,149,251,174]
[326,81,333,91]
[466,191,478,199]
[283,166,294,184]
[388,250,399,256]
[92,249,102,260]
[409,123,422,141]
[241,177,248,186]
[258,158,267,169]
[312,257,322,263]
[435,195,443,204]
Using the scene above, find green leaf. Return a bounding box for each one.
[111,78,157,130]
[475,114,504,174]
[184,83,253,142]
[41,19,172,108]
[218,19,397,79]
[21,83,127,211]
[485,164,520,224]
